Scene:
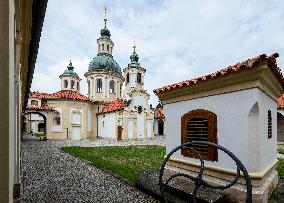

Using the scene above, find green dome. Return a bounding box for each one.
[88,54,122,75]
[61,61,79,77]
[129,48,140,67]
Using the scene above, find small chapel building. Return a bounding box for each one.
[154,53,284,202]
[25,7,154,140]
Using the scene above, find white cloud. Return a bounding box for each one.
[33,0,284,105]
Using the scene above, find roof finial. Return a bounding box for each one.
[133,35,136,52]
[69,60,72,66]
[104,4,107,27]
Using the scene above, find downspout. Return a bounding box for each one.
[96,106,99,138]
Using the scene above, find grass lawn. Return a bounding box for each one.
[277,158,284,178]
[62,145,166,183]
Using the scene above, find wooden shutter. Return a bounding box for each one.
[181,109,217,161]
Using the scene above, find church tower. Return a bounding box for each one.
[59,60,81,91]
[84,6,124,102]
[123,42,146,100]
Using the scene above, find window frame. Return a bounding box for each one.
[71,80,75,89]
[181,109,218,161]
[109,80,115,94]
[64,80,68,88]
[137,72,141,84]
[97,78,103,93]
[126,73,130,84]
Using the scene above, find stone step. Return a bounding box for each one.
[137,169,233,203]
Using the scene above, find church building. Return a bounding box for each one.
[25,7,154,141]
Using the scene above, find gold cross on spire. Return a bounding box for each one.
[103,4,107,27]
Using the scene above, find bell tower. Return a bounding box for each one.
[123,40,146,97]
[59,60,81,91]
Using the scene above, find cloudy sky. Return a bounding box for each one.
[32,0,284,105]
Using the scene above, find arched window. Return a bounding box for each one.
[64,80,68,88]
[71,80,75,89]
[109,80,115,94]
[107,44,109,53]
[181,109,217,161]
[53,111,61,125]
[102,44,104,51]
[77,82,79,91]
[137,73,141,84]
[97,78,102,92]
[87,80,90,95]
[99,44,101,52]
[120,84,122,97]
[126,73,130,84]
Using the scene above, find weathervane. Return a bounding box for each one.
[103,4,107,27]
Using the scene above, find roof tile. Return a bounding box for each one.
[99,99,125,114]
[154,53,283,94]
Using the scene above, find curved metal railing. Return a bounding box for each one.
[159,141,252,203]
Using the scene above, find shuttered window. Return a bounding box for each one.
[181,109,218,161]
[268,110,272,139]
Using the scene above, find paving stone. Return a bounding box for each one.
[20,137,165,202]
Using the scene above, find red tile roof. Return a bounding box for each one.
[98,99,126,114]
[155,107,164,119]
[26,104,53,111]
[278,94,284,109]
[49,90,89,101]
[154,53,283,94]
[29,90,88,101]
[29,91,51,99]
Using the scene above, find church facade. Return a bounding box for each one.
[25,9,154,140]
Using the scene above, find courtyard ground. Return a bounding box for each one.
[20,136,165,202]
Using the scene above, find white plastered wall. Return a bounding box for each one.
[98,112,116,139]
[164,88,277,173]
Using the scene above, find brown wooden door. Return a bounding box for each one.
[117,126,123,140]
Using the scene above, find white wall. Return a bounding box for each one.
[257,90,278,171]
[128,121,134,139]
[137,113,144,139]
[147,121,152,138]
[87,110,92,132]
[98,113,116,139]
[164,88,277,173]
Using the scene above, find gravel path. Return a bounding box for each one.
[53,136,165,148]
[20,138,164,202]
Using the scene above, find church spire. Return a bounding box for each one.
[130,36,139,65]
[103,4,107,28]
[100,4,111,37]
[133,35,136,52]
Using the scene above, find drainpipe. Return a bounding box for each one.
[96,106,99,138]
